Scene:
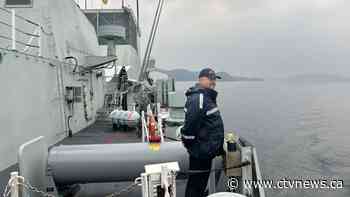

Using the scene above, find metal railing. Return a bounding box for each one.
[141,103,165,143]
[0,7,42,56]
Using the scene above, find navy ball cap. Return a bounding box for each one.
[198,68,221,80]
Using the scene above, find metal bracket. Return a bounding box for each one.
[141,162,179,197]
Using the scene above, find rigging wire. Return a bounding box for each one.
[139,0,165,81]
[139,0,162,80]
[146,0,165,74]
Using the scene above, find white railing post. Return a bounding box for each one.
[10,172,19,197]
[11,9,16,51]
[38,26,42,56]
[156,103,164,142]
[159,118,164,143]
[141,111,145,142]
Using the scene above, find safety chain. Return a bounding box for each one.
[2,174,56,197]
[19,181,56,197]
[3,174,143,197]
[104,177,142,197]
[3,176,143,197]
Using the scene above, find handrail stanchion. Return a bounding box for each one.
[11,9,16,51]
[142,111,148,143]
[38,26,42,56]
[0,7,43,55]
[10,172,19,197]
[141,111,145,142]
[157,103,164,142]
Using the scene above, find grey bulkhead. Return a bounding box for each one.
[0,0,106,171]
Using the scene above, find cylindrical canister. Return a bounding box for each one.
[48,142,189,185]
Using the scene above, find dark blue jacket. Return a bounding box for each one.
[180,84,224,159]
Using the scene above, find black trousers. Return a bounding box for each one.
[185,156,212,197]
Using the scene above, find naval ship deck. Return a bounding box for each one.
[0,120,189,197]
[59,121,141,145]
[55,120,189,197]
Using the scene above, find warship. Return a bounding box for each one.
[0,0,265,196]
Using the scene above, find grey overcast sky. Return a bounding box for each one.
[79,0,350,78]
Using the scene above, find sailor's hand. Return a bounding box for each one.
[217,145,225,156]
[181,136,194,149]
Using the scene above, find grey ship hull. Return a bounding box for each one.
[0,0,141,173]
[0,0,107,192]
[0,0,145,194]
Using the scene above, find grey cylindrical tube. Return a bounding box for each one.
[48,142,189,185]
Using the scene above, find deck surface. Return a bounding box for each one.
[0,120,227,197]
[58,121,142,145]
[0,120,190,197]
[58,121,189,197]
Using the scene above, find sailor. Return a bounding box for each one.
[181,68,225,197]
[118,66,128,111]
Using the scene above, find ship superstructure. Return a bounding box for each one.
[84,7,149,114]
[0,0,111,171]
[84,7,141,80]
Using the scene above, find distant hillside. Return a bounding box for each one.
[156,68,263,81]
[286,74,350,83]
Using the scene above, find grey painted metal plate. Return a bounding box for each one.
[18,136,48,197]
